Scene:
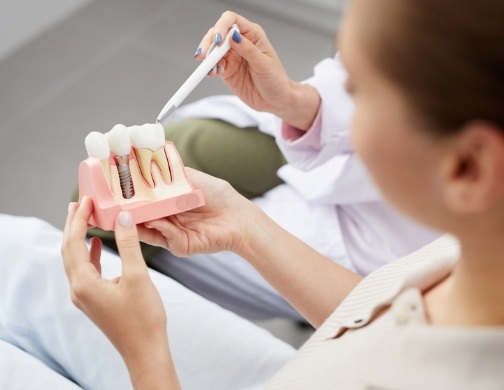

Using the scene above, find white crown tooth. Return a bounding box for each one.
[107,124,131,156]
[139,123,157,150]
[152,123,166,149]
[85,131,110,160]
[127,125,141,138]
[128,125,144,149]
[129,123,165,151]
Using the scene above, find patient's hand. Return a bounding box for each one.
[137,167,258,257]
[62,197,180,389]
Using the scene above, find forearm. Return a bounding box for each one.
[237,203,363,328]
[274,81,321,131]
[123,338,181,390]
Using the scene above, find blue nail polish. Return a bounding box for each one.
[194,47,202,57]
[214,33,222,45]
[208,68,213,76]
[232,30,242,43]
[216,65,221,73]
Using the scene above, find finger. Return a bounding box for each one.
[206,64,221,78]
[143,218,177,234]
[212,11,254,47]
[198,11,253,64]
[228,29,270,74]
[62,202,78,279]
[69,196,94,242]
[184,166,209,186]
[63,202,78,244]
[62,197,94,278]
[89,237,102,275]
[114,211,148,278]
[137,223,170,249]
[143,218,183,254]
[194,27,215,60]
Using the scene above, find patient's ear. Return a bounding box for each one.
[441,122,504,215]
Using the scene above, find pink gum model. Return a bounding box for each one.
[78,141,205,230]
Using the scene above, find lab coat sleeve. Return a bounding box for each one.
[276,53,355,171]
[276,54,383,204]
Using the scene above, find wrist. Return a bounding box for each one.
[124,336,181,390]
[276,81,321,131]
[234,202,278,265]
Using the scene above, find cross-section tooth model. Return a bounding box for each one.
[78,123,205,230]
[129,123,172,187]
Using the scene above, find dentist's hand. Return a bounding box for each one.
[196,11,320,130]
[137,167,258,258]
[62,197,180,389]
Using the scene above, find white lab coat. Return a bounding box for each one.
[163,54,441,276]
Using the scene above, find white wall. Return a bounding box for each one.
[0,0,95,62]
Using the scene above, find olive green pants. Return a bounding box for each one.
[76,119,286,259]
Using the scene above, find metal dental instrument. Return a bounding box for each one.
[156,24,240,123]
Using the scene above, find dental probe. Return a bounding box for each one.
[156,24,239,123]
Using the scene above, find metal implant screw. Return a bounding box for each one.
[115,155,135,199]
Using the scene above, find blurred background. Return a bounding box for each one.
[0,0,343,347]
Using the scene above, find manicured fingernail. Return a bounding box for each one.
[216,65,221,73]
[214,33,222,45]
[119,211,133,227]
[207,67,214,76]
[194,47,202,57]
[232,30,241,43]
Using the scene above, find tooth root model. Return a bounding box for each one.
[85,131,111,187]
[107,124,135,199]
[129,123,172,187]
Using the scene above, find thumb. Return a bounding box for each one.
[114,211,148,277]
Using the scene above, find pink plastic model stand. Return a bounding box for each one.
[78,141,205,230]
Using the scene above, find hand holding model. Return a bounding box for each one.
[62,197,181,389]
[137,167,258,257]
[197,11,321,130]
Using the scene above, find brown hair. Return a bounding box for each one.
[365,0,504,136]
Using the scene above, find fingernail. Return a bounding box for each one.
[119,211,133,227]
[207,68,214,76]
[194,47,202,57]
[216,65,221,73]
[214,33,222,45]
[232,30,241,43]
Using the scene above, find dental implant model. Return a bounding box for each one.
[78,122,205,230]
[107,124,135,199]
